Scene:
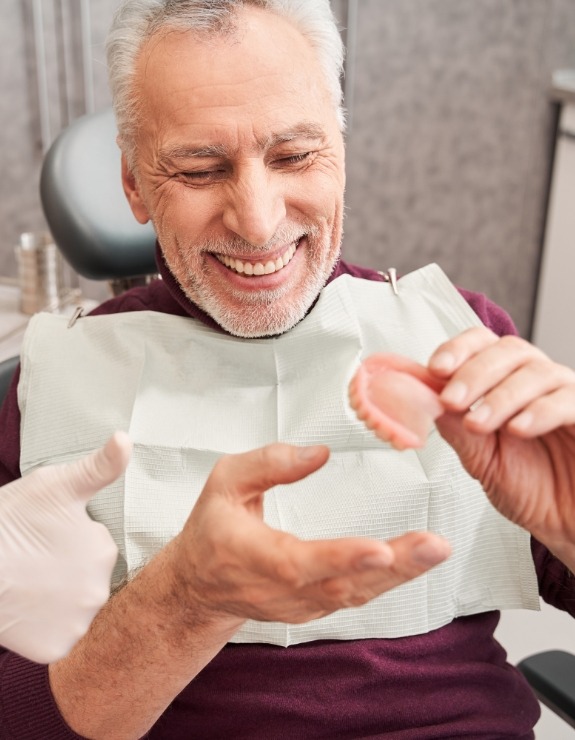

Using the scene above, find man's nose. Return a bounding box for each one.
[222,162,286,247]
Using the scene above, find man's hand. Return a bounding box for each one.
[171,443,451,626]
[47,443,450,740]
[0,432,130,663]
[429,327,575,565]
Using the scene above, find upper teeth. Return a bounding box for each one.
[216,243,297,276]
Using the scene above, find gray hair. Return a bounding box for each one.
[106,0,346,168]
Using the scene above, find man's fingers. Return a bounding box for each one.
[439,338,547,410]
[428,326,500,378]
[252,528,449,596]
[506,385,575,437]
[319,532,450,600]
[427,325,575,438]
[207,443,330,503]
[385,531,452,570]
[58,432,133,503]
[264,533,396,588]
[278,530,448,584]
[282,532,450,619]
[459,360,574,433]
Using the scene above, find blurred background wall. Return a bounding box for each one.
[331,0,575,337]
[1,0,575,334]
[0,0,118,300]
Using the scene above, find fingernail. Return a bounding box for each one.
[441,381,468,406]
[297,446,322,461]
[510,411,532,431]
[359,548,394,569]
[412,540,450,567]
[468,402,491,424]
[430,352,456,373]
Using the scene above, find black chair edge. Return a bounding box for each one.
[518,649,575,728]
[0,356,19,406]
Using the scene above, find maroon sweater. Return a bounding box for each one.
[0,254,573,739]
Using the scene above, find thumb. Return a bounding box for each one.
[435,413,491,481]
[58,432,133,504]
[207,443,330,505]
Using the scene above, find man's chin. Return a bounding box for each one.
[210,306,309,338]
[201,284,325,337]
[186,250,341,337]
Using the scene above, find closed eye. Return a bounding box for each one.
[177,169,227,185]
[271,151,314,169]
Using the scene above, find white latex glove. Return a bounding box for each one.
[0,432,131,663]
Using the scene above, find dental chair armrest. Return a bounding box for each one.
[518,649,575,728]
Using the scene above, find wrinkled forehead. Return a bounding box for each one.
[132,7,338,145]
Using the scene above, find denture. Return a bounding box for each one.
[348,353,446,450]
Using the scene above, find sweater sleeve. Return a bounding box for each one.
[0,651,86,739]
[455,287,518,339]
[530,539,575,616]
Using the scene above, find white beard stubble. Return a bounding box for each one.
[169,224,340,338]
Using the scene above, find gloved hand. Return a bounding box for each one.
[0,432,131,663]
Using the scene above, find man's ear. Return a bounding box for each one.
[121,152,151,224]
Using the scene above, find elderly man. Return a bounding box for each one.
[1,1,575,738]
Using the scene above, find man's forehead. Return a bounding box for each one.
[133,7,339,158]
[136,8,329,105]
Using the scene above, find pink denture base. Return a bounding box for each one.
[349,353,446,449]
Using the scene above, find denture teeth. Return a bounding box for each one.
[216,241,298,276]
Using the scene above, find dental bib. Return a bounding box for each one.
[18,264,539,645]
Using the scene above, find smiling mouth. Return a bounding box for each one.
[214,242,297,276]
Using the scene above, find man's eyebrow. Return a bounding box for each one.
[158,123,326,164]
[262,123,327,148]
[158,144,229,163]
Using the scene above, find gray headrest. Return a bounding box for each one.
[40,108,157,280]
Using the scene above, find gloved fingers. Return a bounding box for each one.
[0,588,108,664]
[89,520,120,571]
[0,618,83,665]
[0,517,116,663]
[56,432,133,504]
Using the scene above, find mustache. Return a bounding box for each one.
[200,223,320,255]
